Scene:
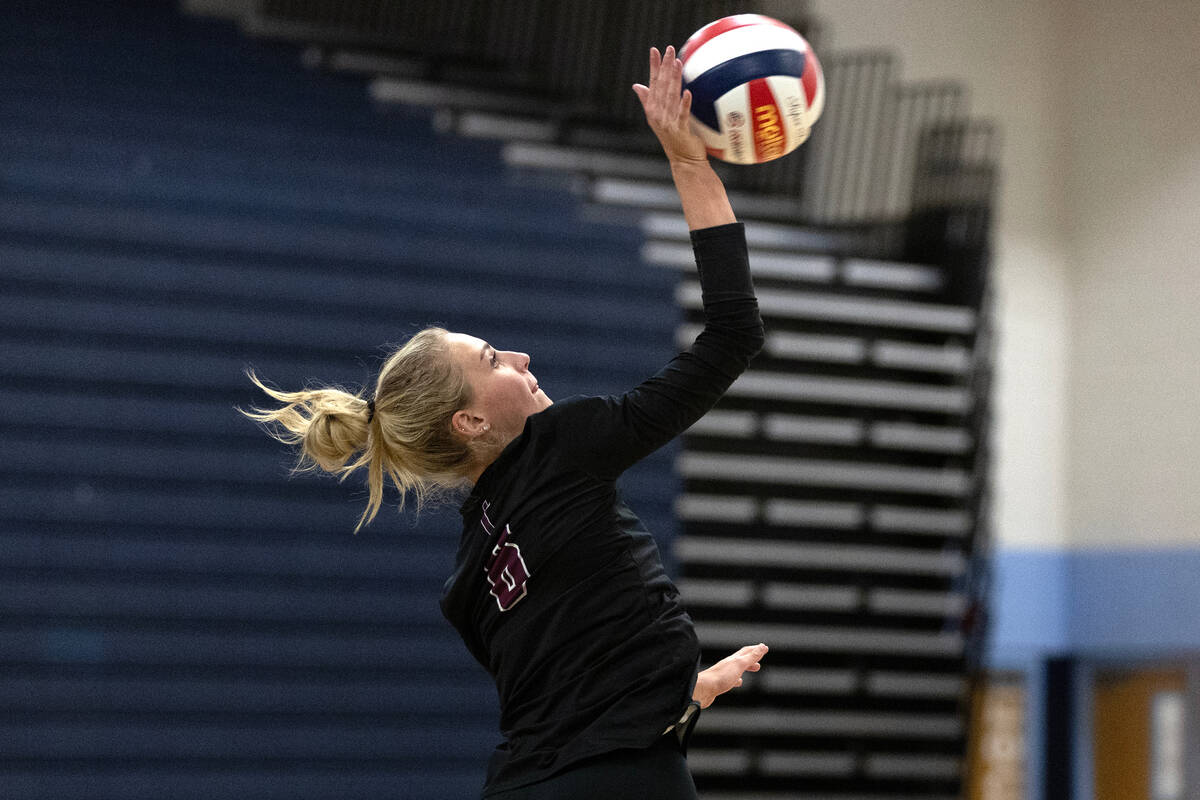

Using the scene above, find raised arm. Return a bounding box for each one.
[552,46,762,480]
[633,45,735,230]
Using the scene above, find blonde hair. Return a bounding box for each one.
[242,327,484,531]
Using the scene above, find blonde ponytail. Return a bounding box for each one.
[241,327,479,531]
[241,370,372,470]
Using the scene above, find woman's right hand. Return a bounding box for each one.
[692,643,769,709]
[632,46,709,167]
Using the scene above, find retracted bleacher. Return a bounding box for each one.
[661,217,989,799]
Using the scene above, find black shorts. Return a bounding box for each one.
[484,736,697,800]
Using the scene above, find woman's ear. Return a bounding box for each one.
[452,410,490,437]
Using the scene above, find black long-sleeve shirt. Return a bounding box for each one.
[440,222,763,795]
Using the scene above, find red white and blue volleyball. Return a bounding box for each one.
[681,14,825,165]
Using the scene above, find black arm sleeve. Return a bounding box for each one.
[558,222,764,479]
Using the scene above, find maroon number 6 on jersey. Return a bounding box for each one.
[484,525,531,612]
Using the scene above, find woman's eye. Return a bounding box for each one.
[491,352,499,368]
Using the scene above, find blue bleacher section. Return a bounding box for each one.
[0,2,680,797]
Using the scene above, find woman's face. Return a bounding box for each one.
[444,332,552,439]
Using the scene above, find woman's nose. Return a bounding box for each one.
[503,351,531,371]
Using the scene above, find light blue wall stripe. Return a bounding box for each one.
[1070,548,1200,655]
[986,549,1070,669]
[987,545,1200,663]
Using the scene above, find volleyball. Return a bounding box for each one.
[681,14,825,165]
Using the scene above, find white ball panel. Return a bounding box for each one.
[765,75,810,154]
[712,84,755,165]
[808,73,826,124]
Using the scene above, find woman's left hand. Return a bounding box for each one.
[632,46,709,167]
[692,643,769,709]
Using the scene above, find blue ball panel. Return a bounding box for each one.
[685,49,808,130]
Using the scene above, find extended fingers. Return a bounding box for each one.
[636,44,709,163]
[648,47,680,95]
[734,643,769,658]
[678,88,693,123]
[635,48,664,112]
[651,46,674,81]
[729,643,769,669]
[659,49,681,102]
[648,46,661,86]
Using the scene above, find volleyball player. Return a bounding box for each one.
[244,46,767,799]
